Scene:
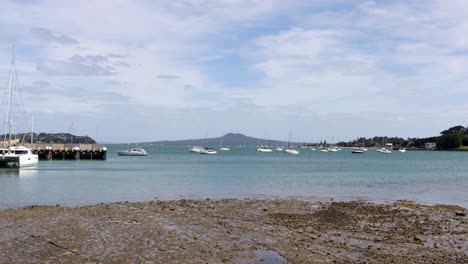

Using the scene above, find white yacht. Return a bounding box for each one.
[0,47,38,168]
[256,147,273,152]
[117,148,147,156]
[284,132,299,155]
[200,148,217,155]
[285,148,299,155]
[328,146,338,152]
[0,146,39,167]
[189,146,202,153]
[219,147,230,151]
[377,143,393,154]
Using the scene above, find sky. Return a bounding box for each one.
[0,0,467,143]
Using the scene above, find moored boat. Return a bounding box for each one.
[0,47,38,168]
[117,148,147,156]
[190,146,202,153]
[200,148,217,155]
[256,147,273,152]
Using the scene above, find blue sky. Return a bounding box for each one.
[0,0,467,142]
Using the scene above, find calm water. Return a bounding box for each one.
[1,145,467,208]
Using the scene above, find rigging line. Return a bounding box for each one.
[13,59,31,144]
[3,54,15,145]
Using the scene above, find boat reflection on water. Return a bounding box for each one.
[0,167,38,178]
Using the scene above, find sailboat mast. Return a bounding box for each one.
[31,116,34,144]
[3,46,15,147]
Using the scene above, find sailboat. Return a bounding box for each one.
[199,131,217,154]
[352,138,367,154]
[285,132,299,155]
[189,146,202,153]
[189,134,203,153]
[0,46,39,167]
[328,137,338,152]
[219,135,230,151]
[256,137,272,152]
[398,140,406,152]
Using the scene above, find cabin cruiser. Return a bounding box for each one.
[377,143,393,154]
[0,146,39,167]
[117,148,147,156]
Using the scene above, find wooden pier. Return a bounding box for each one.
[23,144,107,160]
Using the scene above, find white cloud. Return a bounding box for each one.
[30,27,79,45]
[0,0,467,142]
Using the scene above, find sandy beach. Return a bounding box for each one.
[0,199,466,263]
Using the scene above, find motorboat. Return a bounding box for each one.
[320,149,329,152]
[117,148,147,156]
[377,148,392,154]
[256,147,273,152]
[377,143,393,154]
[352,149,365,154]
[200,148,217,155]
[399,148,407,153]
[0,47,38,168]
[276,147,283,151]
[219,147,230,151]
[190,146,202,153]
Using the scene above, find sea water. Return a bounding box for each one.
[0,145,467,208]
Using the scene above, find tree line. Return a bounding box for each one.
[336,125,468,150]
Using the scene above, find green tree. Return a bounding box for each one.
[462,136,468,146]
[441,125,465,135]
[438,134,462,149]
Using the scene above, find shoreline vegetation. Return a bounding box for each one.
[3,125,468,152]
[1,198,466,263]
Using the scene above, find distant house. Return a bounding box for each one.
[424,142,436,150]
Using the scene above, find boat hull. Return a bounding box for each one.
[200,149,217,155]
[285,149,299,155]
[117,152,147,156]
[256,148,273,152]
[0,154,39,168]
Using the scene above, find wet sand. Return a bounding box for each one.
[0,199,466,263]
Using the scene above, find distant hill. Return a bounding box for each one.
[144,133,298,146]
[0,133,96,144]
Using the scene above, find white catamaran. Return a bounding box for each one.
[0,47,38,167]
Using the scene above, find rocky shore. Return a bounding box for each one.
[0,199,466,263]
